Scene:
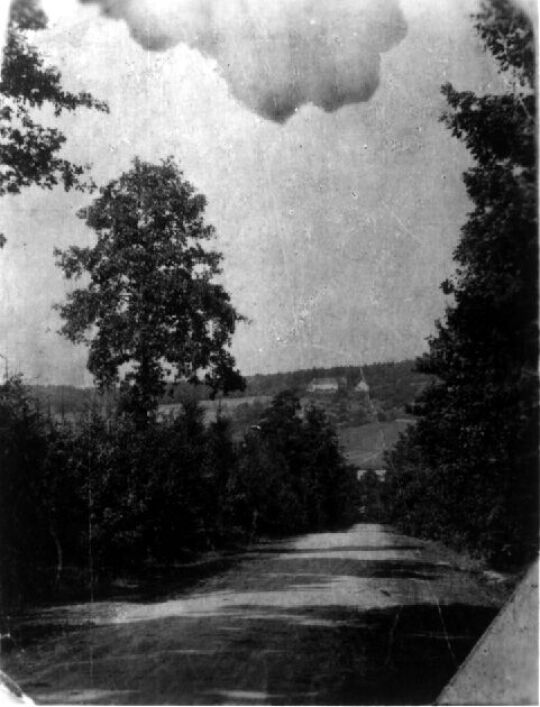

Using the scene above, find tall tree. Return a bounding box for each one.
[386,0,537,566]
[55,157,245,422]
[0,0,107,244]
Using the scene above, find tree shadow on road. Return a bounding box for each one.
[10,601,498,705]
[194,602,499,705]
[259,557,444,583]
[248,544,424,554]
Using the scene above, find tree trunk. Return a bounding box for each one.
[49,524,63,590]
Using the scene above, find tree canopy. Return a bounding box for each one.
[0,0,107,244]
[230,390,358,534]
[386,0,537,566]
[55,157,245,419]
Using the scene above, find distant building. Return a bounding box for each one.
[357,468,387,481]
[355,379,370,395]
[307,377,339,394]
[156,403,184,422]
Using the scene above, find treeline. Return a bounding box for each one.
[27,360,431,418]
[383,2,537,569]
[245,360,431,409]
[0,380,358,608]
[30,382,208,417]
[30,385,118,417]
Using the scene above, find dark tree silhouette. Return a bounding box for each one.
[55,157,245,422]
[386,0,537,566]
[0,0,107,245]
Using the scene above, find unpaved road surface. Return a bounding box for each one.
[2,524,502,705]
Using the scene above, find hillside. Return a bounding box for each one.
[245,360,432,411]
[26,360,432,418]
[339,419,414,469]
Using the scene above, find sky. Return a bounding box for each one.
[0,0,505,386]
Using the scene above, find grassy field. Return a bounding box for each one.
[338,419,414,469]
[157,401,414,469]
[57,397,412,469]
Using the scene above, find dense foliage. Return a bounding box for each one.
[0,381,358,607]
[385,0,537,567]
[55,157,245,421]
[0,0,107,245]
[230,391,359,534]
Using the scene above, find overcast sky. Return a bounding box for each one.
[0,0,504,386]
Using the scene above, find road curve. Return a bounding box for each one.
[2,524,501,705]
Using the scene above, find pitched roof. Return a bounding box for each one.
[310,377,338,386]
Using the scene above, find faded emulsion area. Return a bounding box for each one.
[80,0,408,123]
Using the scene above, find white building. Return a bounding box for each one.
[307,377,339,394]
[355,379,370,395]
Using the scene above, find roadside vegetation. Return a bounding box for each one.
[384,0,537,569]
[0,378,358,608]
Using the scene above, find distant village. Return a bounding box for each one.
[307,376,370,396]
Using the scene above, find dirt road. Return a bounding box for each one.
[2,524,502,705]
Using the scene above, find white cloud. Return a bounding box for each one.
[77,0,408,121]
